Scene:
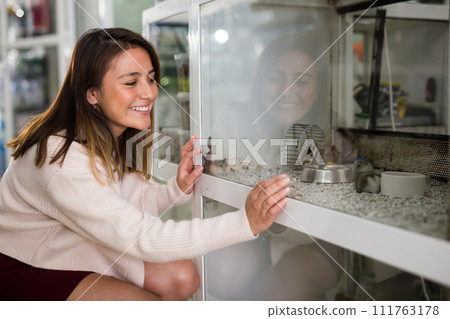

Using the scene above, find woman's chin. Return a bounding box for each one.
[268,105,311,125]
[277,103,300,109]
[132,121,151,132]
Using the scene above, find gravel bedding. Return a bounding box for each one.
[212,166,449,239]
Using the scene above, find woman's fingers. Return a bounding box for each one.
[252,175,290,203]
[181,136,197,158]
[261,185,290,212]
[179,148,203,169]
[266,197,288,219]
[178,166,204,194]
[245,174,290,235]
[177,145,204,194]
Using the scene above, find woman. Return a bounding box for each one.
[0,28,290,301]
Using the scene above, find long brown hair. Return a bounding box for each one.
[7,28,160,183]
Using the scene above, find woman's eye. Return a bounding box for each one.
[125,81,136,86]
[267,76,282,85]
[148,77,156,84]
[295,79,311,86]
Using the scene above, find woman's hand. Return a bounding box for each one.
[245,174,290,235]
[177,136,204,194]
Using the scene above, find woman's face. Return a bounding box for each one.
[260,50,318,126]
[87,47,158,138]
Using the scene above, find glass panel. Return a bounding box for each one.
[203,197,341,300]
[200,0,449,241]
[407,0,449,5]
[8,46,58,135]
[346,252,449,301]
[204,197,450,300]
[334,10,449,240]
[148,12,189,163]
[351,18,448,135]
[201,1,334,168]
[6,0,55,40]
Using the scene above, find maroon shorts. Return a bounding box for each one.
[0,253,92,301]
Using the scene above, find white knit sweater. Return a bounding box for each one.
[0,135,255,287]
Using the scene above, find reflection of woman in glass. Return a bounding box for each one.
[251,33,331,168]
[250,36,321,130]
[208,33,339,300]
[212,33,329,168]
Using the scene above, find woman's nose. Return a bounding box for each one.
[141,81,157,100]
[283,79,298,94]
[277,81,293,97]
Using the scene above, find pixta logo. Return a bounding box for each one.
[126,129,172,174]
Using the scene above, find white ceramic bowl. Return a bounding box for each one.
[381,171,426,198]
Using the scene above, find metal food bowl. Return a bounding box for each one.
[301,164,355,183]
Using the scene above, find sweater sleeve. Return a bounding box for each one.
[120,173,192,214]
[44,167,256,263]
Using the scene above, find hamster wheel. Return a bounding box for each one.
[281,123,327,169]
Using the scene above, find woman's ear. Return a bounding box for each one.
[86,88,98,105]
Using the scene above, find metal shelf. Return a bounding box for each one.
[381,3,448,21]
[339,1,448,20]
[198,173,450,288]
[142,0,189,27]
[4,34,59,49]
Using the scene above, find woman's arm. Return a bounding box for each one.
[121,137,202,213]
[40,136,288,263]
[121,173,191,214]
[45,168,255,263]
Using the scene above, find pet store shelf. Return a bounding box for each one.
[197,173,450,288]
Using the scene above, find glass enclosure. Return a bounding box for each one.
[202,0,334,169]
[200,0,449,240]
[142,0,450,301]
[198,0,449,300]
[201,0,340,301]
[147,13,190,164]
[145,10,193,221]
[204,198,446,301]
[204,197,341,300]
[352,17,448,134]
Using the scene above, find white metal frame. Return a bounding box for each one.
[143,0,191,182]
[142,0,450,300]
[143,0,206,299]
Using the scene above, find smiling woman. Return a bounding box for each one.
[86,47,158,138]
[0,28,290,301]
